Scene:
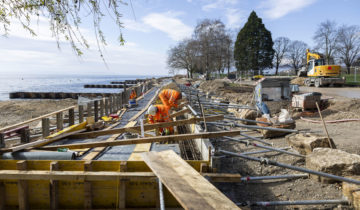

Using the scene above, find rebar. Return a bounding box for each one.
[245,199,349,206]
[219,149,360,185]
[223,136,304,158]
[239,174,308,182]
[208,121,299,133]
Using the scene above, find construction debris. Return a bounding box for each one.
[286,133,334,155]
[306,148,360,182]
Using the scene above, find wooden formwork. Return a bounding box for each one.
[0,159,209,209]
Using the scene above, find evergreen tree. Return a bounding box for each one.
[234,11,274,75]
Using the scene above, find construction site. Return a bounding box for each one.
[0,75,359,210]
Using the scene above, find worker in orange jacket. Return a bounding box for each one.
[129,89,137,99]
[147,104,173,135]
[158,89,182,109]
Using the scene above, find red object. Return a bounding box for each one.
[109,114,119,119]
[328,66,332,70]
[185,82,191,87]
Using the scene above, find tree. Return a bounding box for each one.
[313,20,338,65]
[193,19,230,79]
[167,39,199,78]
[273,37,290,75]
[234,11,274,75]
[336,25,360,74]
[288,40,307,75]
[0,0,124,57]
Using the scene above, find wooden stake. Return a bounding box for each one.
[50,161,59,210]
[42,118,50,138]
[78,105,84,123]
[17,160,28,210]
[69,108,75,126]
[118,162,127,209]
[56,112,63,130]
[84,161,93,209]
[315,102,335,149]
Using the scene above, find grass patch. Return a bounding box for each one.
[341,74,360,85]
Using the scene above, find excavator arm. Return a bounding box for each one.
[306,49,321,62]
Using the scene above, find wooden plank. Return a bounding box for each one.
[50,161,59,210]
[0,170,155,181]
[17,160,29,210]
[118,162,127,209]
[1,129,86,153]
[169,108,191,118]
[40,130,241,150]
[68,115,223,139]
[0,106,76,132]
[142,150,239,210]
[84,161,92,209]
[20,128,30,144]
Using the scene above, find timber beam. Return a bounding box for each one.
[68,115,224,139]
[39,129,241,150]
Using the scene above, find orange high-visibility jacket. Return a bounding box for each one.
[148,105,170,124]
[129,89,137,99]
[159,89,181,108]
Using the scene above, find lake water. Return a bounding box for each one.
[0,74,151,101]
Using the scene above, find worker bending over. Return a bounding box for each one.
[158,89,182,108]
[147,104,173,135]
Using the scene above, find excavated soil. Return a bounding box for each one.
[291,77,305,85]
[0,99,77,129]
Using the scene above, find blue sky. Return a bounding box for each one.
[0,0,359,76]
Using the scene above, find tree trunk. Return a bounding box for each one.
[275,63,279,75]
[347,64,351,74]
[187,70,190,78]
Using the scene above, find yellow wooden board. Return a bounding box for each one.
[0,159,208,209]
[142,150,239,210]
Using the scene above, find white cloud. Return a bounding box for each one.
[225,8,244,29]
[142,12,192,41]
[202,0,238,11]
[122,18,151,33]
[259,0,318,19]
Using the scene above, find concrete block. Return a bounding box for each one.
[306,148,360,183]
[232,109,258,125]
[342,176,360,209]
[286,133,334,155]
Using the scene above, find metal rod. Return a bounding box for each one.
[240,174,308,182]
[246,199,349,206]
[223,136,304,157]
[187,104,199,117]
[158,178,165,210]
[208,121,298,133]
[219,150,360,185]
[237,133,274,146]
[316,102,335,148]
[240,147,291,155]
[224,116,272,125]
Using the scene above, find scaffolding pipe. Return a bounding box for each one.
[224,116,272,125]
[187,104,199,117]
[219,150,360,185]
[1,151,76,160]
[239,174,308,182]
[208,121,298,133]
[223,136,304,158]
[240,147,291,155]
[237,133,273,146]
[158,178,165,210]
[245,199,349,206]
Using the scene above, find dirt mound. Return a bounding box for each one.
[199,79,228,93]
[291,77,305,85]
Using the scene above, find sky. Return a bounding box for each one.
[0,0,359,76]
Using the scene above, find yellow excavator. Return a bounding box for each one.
[298,49,345,87]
